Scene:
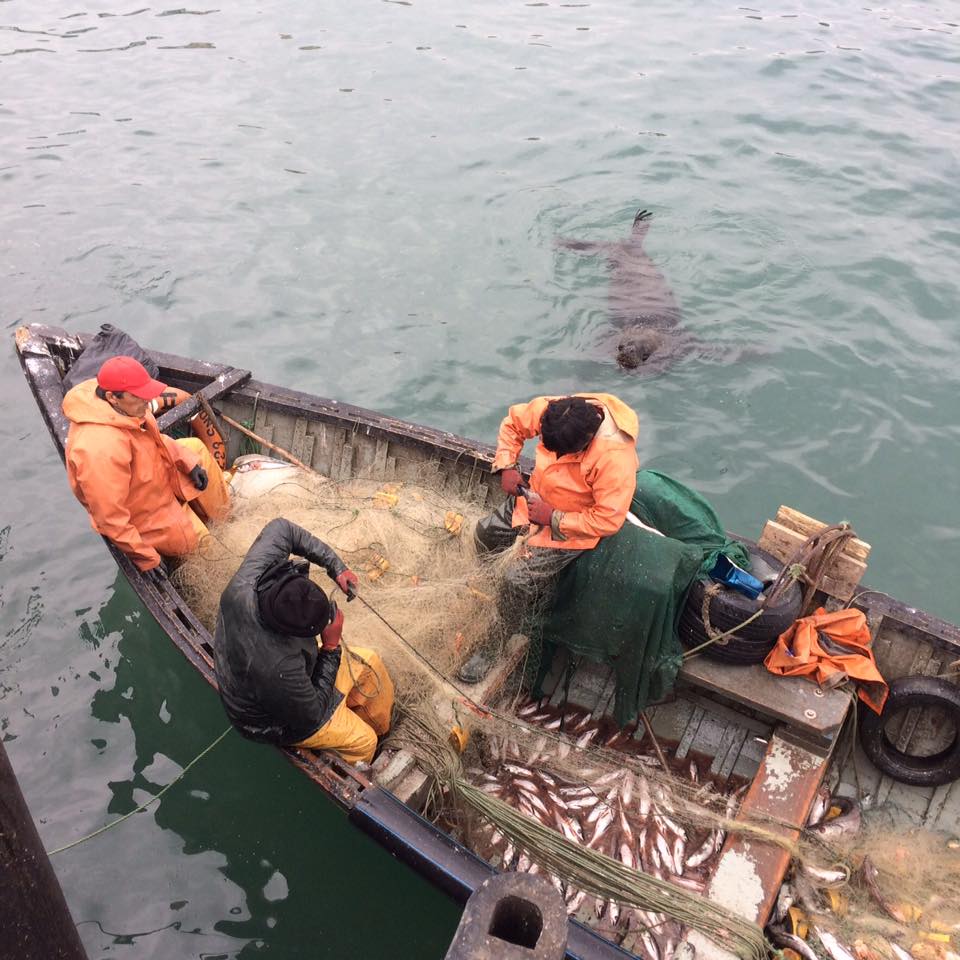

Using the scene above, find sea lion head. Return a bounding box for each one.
[617,329,664,369]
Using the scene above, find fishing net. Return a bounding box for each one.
[174,458,774,959]
[785,807,960,960]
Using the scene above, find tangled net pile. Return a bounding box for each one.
[784,805,960,960]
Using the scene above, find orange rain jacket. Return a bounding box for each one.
[491,393,640,550]
[764,607,889,714]
[63,379,203,571]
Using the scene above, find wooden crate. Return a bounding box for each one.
[757,506,870,602]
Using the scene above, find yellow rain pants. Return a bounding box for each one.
[294,647,394,765]
[175,437,231,536]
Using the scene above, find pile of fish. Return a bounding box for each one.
[464,700,743,957]
[768,788,960,960]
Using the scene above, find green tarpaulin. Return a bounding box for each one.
[534,470,750,728]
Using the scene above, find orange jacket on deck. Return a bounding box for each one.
[63,379,203,571]
[491,393,640,550]
[764,607,888,714]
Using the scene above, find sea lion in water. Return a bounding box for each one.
[559,209,692,373]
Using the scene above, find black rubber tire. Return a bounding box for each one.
[679,542,803,664]
[858,675,960,787]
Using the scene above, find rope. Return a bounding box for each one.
[681,608,764,660]
[47,726,233,856]
[451,774,768,960]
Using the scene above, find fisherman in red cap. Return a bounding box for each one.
[62,355,229,580]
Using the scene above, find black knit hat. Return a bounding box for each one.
[256,566,331,638]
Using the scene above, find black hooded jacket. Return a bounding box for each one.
[213,518,348,745]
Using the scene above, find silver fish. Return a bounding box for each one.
[801,863,849,888]
[567,795,599,811]
[588,808,614,847]
[773,883,794,923]
[659,813,687,840]
[688,760,699,783]
[685,829,723,869]
[519,788,551,819]
[586,800,610,824]
[567,888,587,914]
[537,767,555,787]
[544,716,563,730]
[639,931,661,960]
[620,842,637,870]
[517,700,540,717]
[563,784,597,798]
[806,785,831,827]
[517,852,531,872]
[576,728,599,748]
[648,833,663,871]
[656,831,678,875]
[671,835,686,876]
[815,928,856,960]
[593,768,624,787]
[619,808,635,846]
[513,778,539,793]
[638,775,652,817]
[621,771,635,807]
[504,762,532,777]
[608,900,621,927]
[767,925,821,960]
[813,802,861,841]
[674,940,696,960]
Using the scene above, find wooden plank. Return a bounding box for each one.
[774,506,871,561]
[373,439,390,481]
[675,705,705,760]
[702,732,830,927]
[758,520,867,601]
[338,443,354,481]
[290,417,308,462]
[155,367,251,433]
[679,658,850,748]
[300,433,316,470]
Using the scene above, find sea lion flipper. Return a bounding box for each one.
[555,237,610,256]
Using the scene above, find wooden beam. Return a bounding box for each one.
[758,519,867,601]
[155,367,251,433]
[774,506,871,561]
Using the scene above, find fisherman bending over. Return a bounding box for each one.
[458,393,640,683]
[63,356,229,581]
[214,518,394,766]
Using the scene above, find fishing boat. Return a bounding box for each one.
[15,322,960,960]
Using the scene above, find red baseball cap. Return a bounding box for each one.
[96,356,167,400]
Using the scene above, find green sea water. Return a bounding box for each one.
[1,1,958,956]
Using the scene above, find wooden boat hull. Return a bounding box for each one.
[16,323,960,959]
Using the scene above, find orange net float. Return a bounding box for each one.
[152,387,227,470]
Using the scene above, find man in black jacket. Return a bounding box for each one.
[214,517,394,765]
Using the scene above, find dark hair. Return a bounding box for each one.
[95,385,126,400]
[540,397,603,456]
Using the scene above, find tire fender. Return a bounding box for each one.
[858,675,960,787]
